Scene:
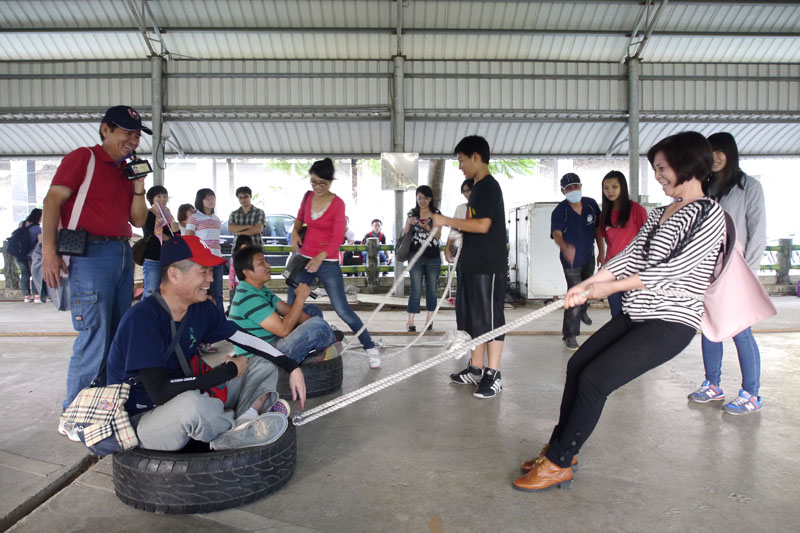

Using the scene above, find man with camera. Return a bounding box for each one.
[42,105,151,437]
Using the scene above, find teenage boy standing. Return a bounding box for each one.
[432,135,507,399]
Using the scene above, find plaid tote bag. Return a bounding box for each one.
[60,382,138,456]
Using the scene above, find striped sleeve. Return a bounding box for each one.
[605,200,726,329]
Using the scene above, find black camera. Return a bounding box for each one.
[123,153,153,180]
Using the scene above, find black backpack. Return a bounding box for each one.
[7,224,34,260]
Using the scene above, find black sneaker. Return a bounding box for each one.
[580,312,592,326]
[473,368,502,399]
[564,336,579,350]
[450,364,482,385]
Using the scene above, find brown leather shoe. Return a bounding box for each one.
[520,444,578,473]
[513,457,573,492]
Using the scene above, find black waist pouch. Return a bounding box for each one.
[57,228,89,257]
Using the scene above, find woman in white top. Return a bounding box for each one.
[443,179,473,330]
[184,188,224,324]
[513,131,725,493]
[177,203,195,235]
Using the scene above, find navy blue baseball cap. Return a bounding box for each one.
[101,105,152,135]
[560,173,581,188]
[160,236,225,267]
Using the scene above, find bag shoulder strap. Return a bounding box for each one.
[153,293,192,377]
[299,191,311,223]
[66,148,96,231]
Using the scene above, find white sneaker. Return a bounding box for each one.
[33,295,42,303]
[210,412,288,450]
[58,419,81,442]
[367,347,381,369]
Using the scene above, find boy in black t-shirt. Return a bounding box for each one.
[432,135,507,399]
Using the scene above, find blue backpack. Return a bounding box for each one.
[7,224,34,260]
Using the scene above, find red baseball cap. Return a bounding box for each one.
[160,235,225,267]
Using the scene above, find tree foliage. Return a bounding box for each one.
[488,159,538,178]
[262,159,314,178]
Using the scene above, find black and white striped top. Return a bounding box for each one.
[603,199,725,329]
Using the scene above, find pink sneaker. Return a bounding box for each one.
[268,399,291,417]
[23,295,33,303]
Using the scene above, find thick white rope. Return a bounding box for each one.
[372,244,462,358]
[294,296,567,426]
[341,226,453,356]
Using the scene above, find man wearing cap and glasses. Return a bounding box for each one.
[550,173,605,350]
[103,235,304,451]
[42,105,151,438]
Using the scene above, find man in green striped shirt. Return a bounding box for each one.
[229,246,342,363]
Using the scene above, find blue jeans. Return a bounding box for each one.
[607,292,623,317]
[142,258,160,298]
[210,263,224,315]
[407,256,441,314]
[272,316,336,364]
[64,239,133,410]
[361,251,388,264]
[17,256,34,296]
[288,261,375,349]
[701,328,761,396]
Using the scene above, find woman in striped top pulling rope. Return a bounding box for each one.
[514,131,726,493]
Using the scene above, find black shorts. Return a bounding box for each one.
[457,272,506,341]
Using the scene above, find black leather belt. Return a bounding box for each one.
[88,235,130,242]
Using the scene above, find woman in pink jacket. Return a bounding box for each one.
[289,158,381,369]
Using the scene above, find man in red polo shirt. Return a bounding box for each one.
[42,105,151,439]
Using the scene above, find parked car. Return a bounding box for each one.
[220,214,296,273]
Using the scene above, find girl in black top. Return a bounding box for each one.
[402,185,442,332]
[141,185,179,298]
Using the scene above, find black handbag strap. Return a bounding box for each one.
[299,191,311,224]
[154,293,192,378]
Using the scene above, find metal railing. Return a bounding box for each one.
[2,238,798,292]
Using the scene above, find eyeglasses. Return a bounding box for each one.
[310,179,329,187]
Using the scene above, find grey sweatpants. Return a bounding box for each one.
[134,356,279,451]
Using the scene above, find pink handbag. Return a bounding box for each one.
[701,213,776,342]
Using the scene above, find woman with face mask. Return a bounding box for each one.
[687,132,767,415]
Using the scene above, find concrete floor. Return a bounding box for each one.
[1,297,799,532]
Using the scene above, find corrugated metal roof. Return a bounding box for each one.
[0,122,152,158]
[167,120,391,157]
[1,1,798,62]
[0,1,798,158]
[1,115,796,159]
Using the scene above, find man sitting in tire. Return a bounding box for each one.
[106,235,306,451]
[228,245,344,365]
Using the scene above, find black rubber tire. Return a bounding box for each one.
[277,355,343,398]
[112,421,296,514]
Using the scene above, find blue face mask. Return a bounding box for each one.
[566,190,582,203]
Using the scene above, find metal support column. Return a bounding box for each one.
[627,57,640,202]
[150,55,164,186]
[392,0,406,295]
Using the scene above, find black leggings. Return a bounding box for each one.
[545,313,695,468]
